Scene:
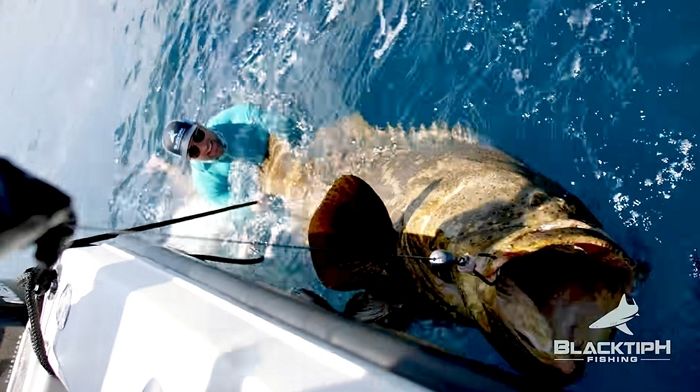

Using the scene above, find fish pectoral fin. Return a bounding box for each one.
[616,323,633,336]
[308,175,398,291]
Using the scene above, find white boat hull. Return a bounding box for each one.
[7,238,518,391]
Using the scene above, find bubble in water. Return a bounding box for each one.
[690,250,700,280]
[571,53,582,78]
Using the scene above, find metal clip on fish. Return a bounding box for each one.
[429,250,497,286]
[428,249,455,265]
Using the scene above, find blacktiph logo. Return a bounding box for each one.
[589,294,639,335]
[554,294,671,364]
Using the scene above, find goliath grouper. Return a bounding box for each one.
[257,114,639,383]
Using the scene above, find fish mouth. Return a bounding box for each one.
[463,221,635,382]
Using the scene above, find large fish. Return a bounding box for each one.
[258,114,639,383]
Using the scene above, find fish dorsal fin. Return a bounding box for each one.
[308,175,397,291]
[619,293,629,307]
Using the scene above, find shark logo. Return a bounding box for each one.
[168,129,185,154]
[589,294,639,335]
[556,294,670,362]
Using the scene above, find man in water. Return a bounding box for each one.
[151,103,302,206]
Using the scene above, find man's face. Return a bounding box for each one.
[187,125,224,161]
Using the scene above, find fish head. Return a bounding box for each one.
[306,171,637,385]
[452,222,636,383]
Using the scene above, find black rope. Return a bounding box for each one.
[187,253,265,265]
[20,268,56,377]
[69,200,257,248]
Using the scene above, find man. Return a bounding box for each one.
[157,103,302,206]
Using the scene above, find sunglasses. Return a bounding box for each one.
[186,128,206,159]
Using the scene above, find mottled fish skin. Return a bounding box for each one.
[261,114,598,246]
[260,114,635,382]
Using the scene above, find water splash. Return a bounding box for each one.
[566,5,594,37]
[373,0,409,59]
[690,249,700,280]
[324,0,346,24]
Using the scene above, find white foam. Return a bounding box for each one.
[612,193,629,212]
[567,6,593,36]
[571,52,582,78]
[325,0,347,24]
[612,132,696,230]
[164,195,238,256]
[680,139,693,155]
[511,68,524,83]
[373,0,409,59]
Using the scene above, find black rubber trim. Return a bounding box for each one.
[114,237,529,392]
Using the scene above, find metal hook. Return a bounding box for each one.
[429,249,498,286]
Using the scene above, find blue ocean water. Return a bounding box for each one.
[1,0,698,390]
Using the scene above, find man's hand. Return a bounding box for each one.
[145,155,171,174]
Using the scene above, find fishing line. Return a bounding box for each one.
[73,224,437,260]
[72,225,501,286]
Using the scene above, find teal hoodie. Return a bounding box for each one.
[190,103,301,206]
